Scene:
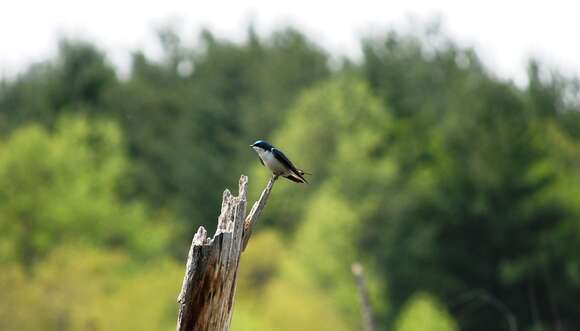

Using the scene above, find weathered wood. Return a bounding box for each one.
[242,174,277,251]
[352,263,376,331]
[176,175,276,331]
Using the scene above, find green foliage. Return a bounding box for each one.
[0,116,173,266]
[0,40,116,132]
[247,76,393,328]
[234,230,350,331]
[395,293,457,331]
[250,76,393,231]
[360,29,580,330]
[291,187,370,326]
[1,24,580,331]
[104,28,329,233]
[0,246,182,331]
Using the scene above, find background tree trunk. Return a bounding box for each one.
[352,263,376,331]
[176,175,276,331]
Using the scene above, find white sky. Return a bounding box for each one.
[1,1,579,84]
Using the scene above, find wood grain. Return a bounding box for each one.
[176,175,276,331]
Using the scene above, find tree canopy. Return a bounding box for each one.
[1,24,579,331]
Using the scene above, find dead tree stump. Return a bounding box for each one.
[176,174,276,331]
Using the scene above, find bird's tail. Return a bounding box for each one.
[284,174,307,183]
[297,169,312,176]
[285,169,310,184]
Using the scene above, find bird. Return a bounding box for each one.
[250,140,309,183]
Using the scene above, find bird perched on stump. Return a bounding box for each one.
[251,140,309,183]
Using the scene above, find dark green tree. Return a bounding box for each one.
[360,30,580,331]
[0,40,116,133]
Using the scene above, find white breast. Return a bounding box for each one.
[257,149,289,175]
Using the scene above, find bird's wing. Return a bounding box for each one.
[272,148,307,183]
[271,148,298,171]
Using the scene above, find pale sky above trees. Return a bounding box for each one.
[1,0,579,83]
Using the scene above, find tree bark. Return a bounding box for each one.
[176,174,277,331]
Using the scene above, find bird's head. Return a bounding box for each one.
[250,140,273,152]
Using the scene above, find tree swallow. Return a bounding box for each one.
[251,140,308,183]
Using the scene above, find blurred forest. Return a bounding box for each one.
[1,23,580,331]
